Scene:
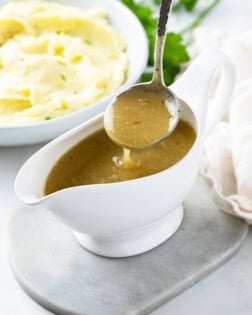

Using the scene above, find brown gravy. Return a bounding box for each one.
[44,119,196,195]
[105,89,173,149]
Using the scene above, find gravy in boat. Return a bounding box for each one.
[44,119,196,195]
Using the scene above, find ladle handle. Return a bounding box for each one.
[158,0,172,36]
[152,0,173,85]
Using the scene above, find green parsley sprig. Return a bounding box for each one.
[121,0,220,85]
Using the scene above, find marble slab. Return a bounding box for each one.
[7,176,248,315]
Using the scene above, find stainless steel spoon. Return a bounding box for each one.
[104,0,180,150]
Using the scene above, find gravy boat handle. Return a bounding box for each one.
[170,49,236,136]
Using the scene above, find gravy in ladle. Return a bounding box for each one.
[104,88,175,149]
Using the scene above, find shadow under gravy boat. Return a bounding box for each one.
[15,50,236,257]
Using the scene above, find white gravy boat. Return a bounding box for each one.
[15,50,236,257]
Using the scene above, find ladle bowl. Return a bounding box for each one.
[104,82,180,149]
[104,0,180,149]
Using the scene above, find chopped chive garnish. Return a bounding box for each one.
[84,39,91,45]
[44,116,51,120]
[60,73,66,81]
[56,30,61,35]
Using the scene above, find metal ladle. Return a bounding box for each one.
[104,0,180,150]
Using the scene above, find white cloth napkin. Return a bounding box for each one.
[190,28,252,224]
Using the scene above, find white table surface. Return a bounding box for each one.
[1,0,252,314]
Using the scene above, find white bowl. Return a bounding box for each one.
[0,0,148,146]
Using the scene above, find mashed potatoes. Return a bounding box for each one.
[0,1,128,125]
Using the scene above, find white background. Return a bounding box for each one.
[0,0,252,314]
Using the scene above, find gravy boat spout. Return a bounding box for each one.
[15,50,236,258]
